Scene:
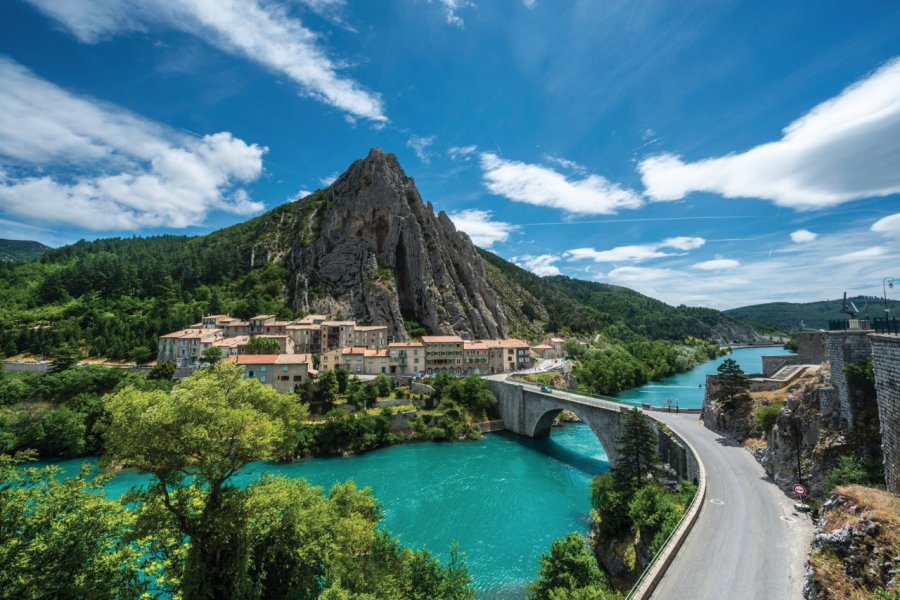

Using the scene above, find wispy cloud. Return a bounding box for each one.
[447,209,517,248]
[407,134,436,164]
[0,58,265,231]
[318,172,339,186]
[480,152,643,215]
[639,57,900,209]
[448,145,478,161]
[24,0,386,122]
[790,229,818,243]
[513,254,561,277]
[872,212,900,236]
[431,0,475,27]
[565,236,705,263]
[542,154,586,174]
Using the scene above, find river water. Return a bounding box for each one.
[36,346,791,598]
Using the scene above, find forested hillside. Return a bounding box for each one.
[726,296,900,331]
[0,239,49,263]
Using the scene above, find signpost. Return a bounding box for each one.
[793,483,809,511]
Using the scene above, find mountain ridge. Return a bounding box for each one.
[726,296,900,332]
[0,239,50,263]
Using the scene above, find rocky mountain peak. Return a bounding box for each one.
[282,148,508,340]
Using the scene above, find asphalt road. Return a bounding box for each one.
[648,411,812,600]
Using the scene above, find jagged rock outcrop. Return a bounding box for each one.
[804,487,899,600]
[250,148,509,340]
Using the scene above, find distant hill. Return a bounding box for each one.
[0,239,50,263]
[726,296,900,332]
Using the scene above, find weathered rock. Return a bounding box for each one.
[253,148,509,340]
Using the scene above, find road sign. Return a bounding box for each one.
[792,483,807,497]
[666,399,672,405]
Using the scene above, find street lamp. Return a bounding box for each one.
[884,277,896,317]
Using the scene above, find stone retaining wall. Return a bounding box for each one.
[869,334,900,494]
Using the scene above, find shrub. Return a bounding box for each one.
[824,455,884,492]
[756,402,782,435]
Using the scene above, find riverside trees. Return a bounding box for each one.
[98,361,473,599]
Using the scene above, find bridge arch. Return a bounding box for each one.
[528,403,621,467]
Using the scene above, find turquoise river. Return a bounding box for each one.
[39,346,791,598]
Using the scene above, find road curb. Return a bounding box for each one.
[627,416,708,600]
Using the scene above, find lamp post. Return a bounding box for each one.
[884,277,895,318]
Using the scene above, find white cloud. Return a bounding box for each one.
[318,172,339,186]
[448,145,478,161]
[565,236,705,263]
[407,135,435,164]
[446,209,517,248]
[431,0,475,27]
[693,259,741,270]
[24,0,386,122]
[790,229,818,243]
[0,58,265,231]
[872,213,900,236]
[513,254,561,277]
[523,0,536,7]
[480,152,643,215]
[639,57,900,209]
[606,266,677,284]
[826,246,886,263]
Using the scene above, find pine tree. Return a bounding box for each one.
[614,408,659,493]
[714,358,751,410]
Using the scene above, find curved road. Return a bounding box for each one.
[647,411,811,599]
[495,376,812,599]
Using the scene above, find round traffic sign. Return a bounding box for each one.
[792,483,807,496]
[666,399,672,405]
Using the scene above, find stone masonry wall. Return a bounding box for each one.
[869,334,900,494]
[826,330,873,429]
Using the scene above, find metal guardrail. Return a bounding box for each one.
[828,319,871,331]
[873,317,900,334]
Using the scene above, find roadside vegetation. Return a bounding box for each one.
[529,409,697,596]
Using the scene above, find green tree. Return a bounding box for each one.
[527,533,615,600]
[50,343,80,373]
[103,362,309,599]
[335,366,349,394]
[713,358,750,410]
[0,453,146,599]
[148,359,176,380]
[375,373,392,398]
[615,409,659,493]
[243,336,281,355]
[20,407,86,457]
[202,345,223,364]
[318,370,340,408]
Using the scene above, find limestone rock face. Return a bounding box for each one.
[284,148,508,341]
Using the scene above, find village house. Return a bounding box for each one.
[422,335,464,374]
[463,341,490,374]
[158,327,224,367]
[549,337,566,358]
[531,344,555,360]
[235,354,312,394]
[354,325,389,349]
[285,324,321,354]
[388,342,423,375]
[319,320,356,353]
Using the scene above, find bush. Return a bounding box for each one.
[756,402,782,435]
[824,455,884,492]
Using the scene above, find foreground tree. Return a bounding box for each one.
[527,533,617,600]
[0,453,146,599]
[202,345,223,364]
[713,358,751,410]
[104,361,308,598]
[148,359,176,380]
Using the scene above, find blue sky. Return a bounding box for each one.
[1,0,899,308]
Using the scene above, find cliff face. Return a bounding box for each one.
[248,148,508,340]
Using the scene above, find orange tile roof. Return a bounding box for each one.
[532,344,553,349]
[464,341,489,350]
[235,354,280,365]
[389,342,424,348]
[421,335,464,343]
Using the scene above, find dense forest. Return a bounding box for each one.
[726,296,900,331]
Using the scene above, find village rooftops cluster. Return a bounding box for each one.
[157,314,567,392]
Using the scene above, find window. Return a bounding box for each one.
[282,365,289,372]
[248,370,255,377]
[260,376,267,383]
[293,375,303,381]
[261,366,267,372]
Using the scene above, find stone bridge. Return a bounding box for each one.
[488,378,700,482]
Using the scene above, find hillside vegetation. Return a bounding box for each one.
[0,239,49,263]
[726,296,900,332]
